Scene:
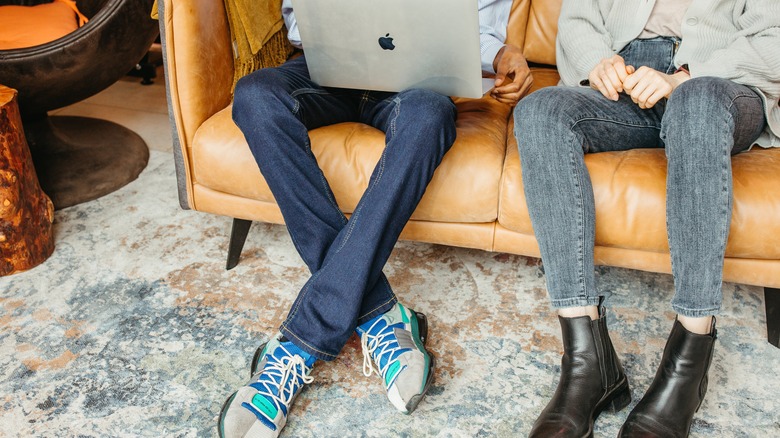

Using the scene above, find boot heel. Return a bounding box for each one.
[608,386,632,413]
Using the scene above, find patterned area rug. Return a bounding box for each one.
[1,151,778,437]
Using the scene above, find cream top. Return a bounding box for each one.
[639,0,694,38]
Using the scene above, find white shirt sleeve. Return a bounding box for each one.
[282,0,302,49]
[282,0,512,72]
[479,0,512,74]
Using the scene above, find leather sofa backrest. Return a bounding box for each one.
[505,0,531,54]
[165,0,562,148]
[506,0,561,66]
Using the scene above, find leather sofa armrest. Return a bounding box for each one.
[159,0,235,209]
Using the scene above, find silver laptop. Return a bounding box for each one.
[292,0,485,98]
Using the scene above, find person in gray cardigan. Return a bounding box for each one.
[514,0,780,437]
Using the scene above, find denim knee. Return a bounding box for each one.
[663,77,764,156]
[662,78,738,141]
[233,69,291,122]
[514,87,577,154]
[396,88,457,127]
[667,77,739,111]
[662,78,738,164]
[393,88,457,154]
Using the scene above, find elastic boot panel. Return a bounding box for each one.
[602,376,631,414]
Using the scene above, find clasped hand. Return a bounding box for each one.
[588,54,690,109]
[490,45,533,106]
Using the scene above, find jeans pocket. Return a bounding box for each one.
[620,37,678,74]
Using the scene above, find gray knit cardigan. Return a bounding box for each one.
[556,0,780,147]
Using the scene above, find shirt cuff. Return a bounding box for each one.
[481,38,505,74]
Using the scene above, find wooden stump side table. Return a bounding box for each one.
[0,85,54,275]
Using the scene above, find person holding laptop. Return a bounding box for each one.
[514,0,779,436]
[219,1,531,437]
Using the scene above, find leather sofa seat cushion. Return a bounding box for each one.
[526,67,561,94]
[191,95,511,223]
[0,2,78,50]
[501,125,780,260]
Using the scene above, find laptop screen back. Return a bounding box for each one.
[291,0,483,98]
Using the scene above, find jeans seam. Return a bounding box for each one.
[668,92,738,314]
[361,276,397,320]
[390,97,401,138]
[550,296,600,308]
[671,304,720,318]
[372,275,396,314]
[381,275,393,294]
[726,93,762,149]
[291,88,332,98]
[567,128,589,302]
[729,92,762,103]
[715,100,733,300]
[357,295,397,322]
[572,116,660,130]
[285,270,320,326]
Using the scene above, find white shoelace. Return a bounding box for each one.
[361,320,402,379]
[256,345,314,408]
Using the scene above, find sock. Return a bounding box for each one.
[357,312,384,334]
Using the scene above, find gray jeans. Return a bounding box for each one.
[514,37,766,317]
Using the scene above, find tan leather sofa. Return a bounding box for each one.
[157,0,779,347]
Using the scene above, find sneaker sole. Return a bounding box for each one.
[404,309,434,415]
[404,352,435,414]
[217,390,238,438]
[414,311,429,345]
[250,341,269,378]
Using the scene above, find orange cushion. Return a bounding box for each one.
[0,2,79,50]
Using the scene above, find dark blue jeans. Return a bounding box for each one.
[514,37,767,317]
[232,56,457,360]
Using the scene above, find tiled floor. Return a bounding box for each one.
[50,53,171,154]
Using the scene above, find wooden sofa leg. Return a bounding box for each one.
[766,287,780,348]
[226,218,252,270]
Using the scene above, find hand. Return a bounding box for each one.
[490,45,533,106]
[588,55,633,101]
[622,67,690,109]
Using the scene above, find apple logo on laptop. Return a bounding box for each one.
[378,33,395,50]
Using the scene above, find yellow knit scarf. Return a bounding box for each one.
[150,0,294,92]
[224,0,294,91]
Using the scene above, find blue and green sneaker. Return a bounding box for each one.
[356,302,435,414]
[218,333,315,438]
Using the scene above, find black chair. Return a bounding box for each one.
[0,0,159,208]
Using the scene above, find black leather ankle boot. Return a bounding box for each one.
[529,308,631,438]
[619,317,717,438]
